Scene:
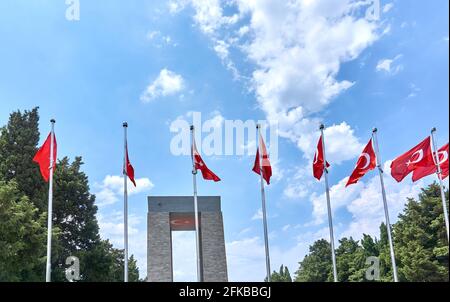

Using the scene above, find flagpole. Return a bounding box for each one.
[431,128,449,242]
[45,119,55,282]
[123,122,129,282]
[190,125,203,282]
[372,128,399,282]
[319,124,338,282]
[256,124,272,282]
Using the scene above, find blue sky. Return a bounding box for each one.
[0,0,448,281]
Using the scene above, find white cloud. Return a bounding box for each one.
[322,122,365,164]
[95,175,154,207]
[214,39,229,60]
[162,173,430,282]
[189,0,239,35]
[234,0,380,126]
[283,122,364,200]
[310,177,363,225]
[268,157,284,183]
[214,39,240,79]
[168,0,189,14]
[283,164,314,200]
[171,0,242,78]
[251,208,263,220]
[406,83,421,99]
[343,172,425,239]
[237,227,252,236]
[226,237,267,281]
[251,208,277,220]
[172,231,198,281]
[97,211,148,279]
[376,54,403,74]
[174,0,382,171]
[98,211,140,237]
[287,120,364,165]
[237,25,249,37]
[146,30,176,47]
[308,159,427,237]
[146,30,160,40]
[207,110,225,128]
[282,224,291,232]
[168,219,321,282]
[226,226,333,281]
[382,3,394,13]
[400,21,417,30]
[140,69,185,102]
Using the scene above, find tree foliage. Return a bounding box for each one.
[394,184,449,281]
[0,181,48,281]
[266,264,292,282]
[0,108,47,210]
[294,239,333,282]
[294,183,449,282]
[0,108,139,281]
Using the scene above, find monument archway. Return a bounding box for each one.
[147,196,228,282]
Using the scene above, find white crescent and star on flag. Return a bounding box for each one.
[436,150,448,165]
[357,153,371,170]
[406,149,424,166]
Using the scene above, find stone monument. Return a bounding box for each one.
[147,196,228,282]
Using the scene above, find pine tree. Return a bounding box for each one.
[335,237,365,282]
[294,183,449,282]
[294,239,333,282]
[394,183,449,281]
[377,223,395,281]
[0,108,47,210]
[0,181,48,281]
[351,233,380,282]
[360,233,379,257]
[50,156,102,281]
[266,264,292,282]
[0,108,141,281]
[79,240,139,282]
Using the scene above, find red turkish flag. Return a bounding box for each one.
[346,139,377,187]
[390,136,434,182]
[33,132,57,182]
[252,133,272,185]
[192,139,221,182]
[313,135,330,180]
[412,143,449,182]
[125,144,136,187]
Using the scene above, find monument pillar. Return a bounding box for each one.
[147,196,228,282]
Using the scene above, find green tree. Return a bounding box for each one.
[266,264,292,282]
[0,181,48,281]
[294,239,333,282]
[0,108,47,210]
[350,233,381,282]
[49,155,140,282]
[374,223,395,282]
[0,108,141,281]
[50,156,102,281]
[335,237,365,282]
[79,240,139,282]
[360,233,379,257]
[294,183,449,283]
[394,183,449,281]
